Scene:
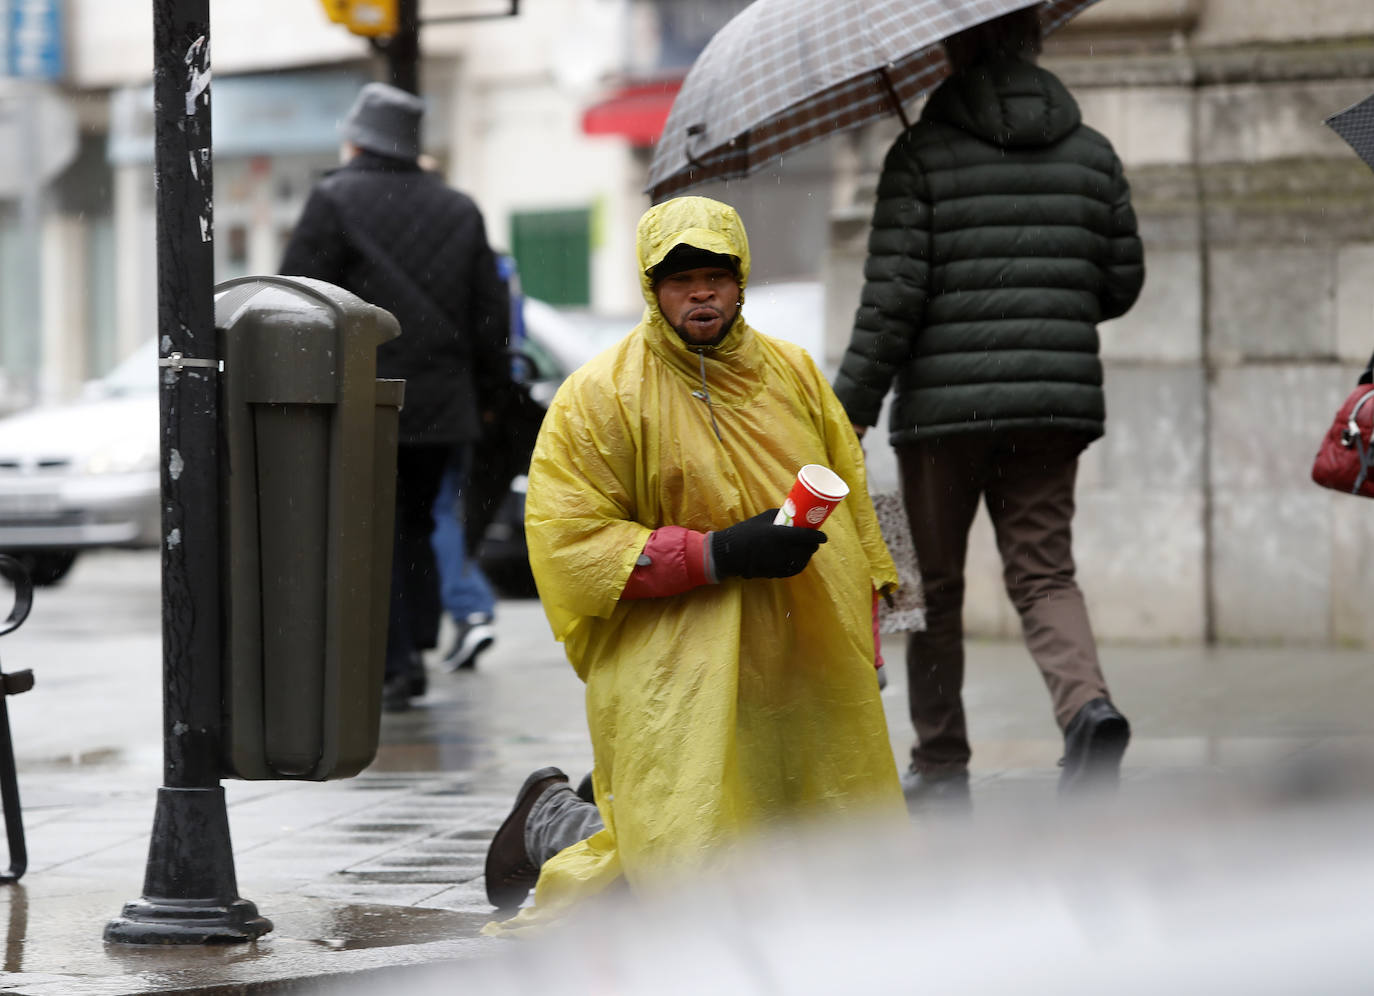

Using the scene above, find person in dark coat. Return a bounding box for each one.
[281,82,512,711]
[832,8,1145,803]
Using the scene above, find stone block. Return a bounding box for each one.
[962,492,1206,644]
[1194,1,1374,47]
[1133,197,1201,251]
[1197,79,1374,165]
[1335,243,1374,366]
[1330,492,1374,646]
[1198,161,1374,248]
[1077,87,1194,167]
[1099,248,1202,363]
[1210,366,1350,492]
[1210,490,1331,644]
[1091,365,1207,491]
[1077,492,1207,642]
[1207,248,1335,363]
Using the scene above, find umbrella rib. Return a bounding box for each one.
[877,66,913,130]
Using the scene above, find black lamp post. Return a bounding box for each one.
[105,0,269,945]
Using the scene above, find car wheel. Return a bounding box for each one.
[15,551,79,587]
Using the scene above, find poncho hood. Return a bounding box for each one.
[922,57,1081,149]
[636,196,758,371]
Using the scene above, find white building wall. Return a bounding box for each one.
[66,0,368,87]
[437,0,645,313]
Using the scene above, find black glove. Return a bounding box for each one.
[709,509,827,580]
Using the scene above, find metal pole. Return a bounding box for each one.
[105,0,269,944]
[386,0,420,94]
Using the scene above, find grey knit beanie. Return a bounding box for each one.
[341,82,423,160]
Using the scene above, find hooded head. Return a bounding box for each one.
[942,6,1042,73]
[927,7,1077,150]
[340,82,424,161]
[637,196,751,348]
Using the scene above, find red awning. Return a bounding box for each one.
[582,80,682,147]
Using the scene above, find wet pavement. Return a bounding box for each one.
[0,549,1371,993]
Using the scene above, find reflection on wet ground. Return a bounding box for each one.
[0,884,496,981]
[3,883,25,974]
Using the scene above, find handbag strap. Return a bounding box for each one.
[1350,391,1374,494]
[1354,434,1374,494]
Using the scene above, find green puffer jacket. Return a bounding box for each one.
[833,58,1145,446]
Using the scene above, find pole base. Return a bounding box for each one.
[104,897,272,945]
[105,785,271,945]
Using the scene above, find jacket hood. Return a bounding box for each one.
[922,58,1080,149]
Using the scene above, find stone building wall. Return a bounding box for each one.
[825,0,1374,646]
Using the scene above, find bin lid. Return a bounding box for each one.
[214,276,400,350]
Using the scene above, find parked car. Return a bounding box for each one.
[0,340,161,585]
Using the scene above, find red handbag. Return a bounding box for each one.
[1312,356,1374,498]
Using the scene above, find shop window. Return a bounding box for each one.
[510,208,591,307]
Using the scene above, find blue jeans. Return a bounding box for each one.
[431,444,496,621]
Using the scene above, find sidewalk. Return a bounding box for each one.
[0,551,1372,993]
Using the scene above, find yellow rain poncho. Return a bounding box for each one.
[502,196,901,930]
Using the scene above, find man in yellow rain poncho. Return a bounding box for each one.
[482,196,903,932]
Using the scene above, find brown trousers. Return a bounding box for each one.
[897,430,1108,775]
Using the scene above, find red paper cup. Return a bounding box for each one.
[774,464,849,528]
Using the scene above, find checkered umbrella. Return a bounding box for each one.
[647,0,1101,202]
[1327,92,1374,173]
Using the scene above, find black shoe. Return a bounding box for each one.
[442,613,495,672]
[1058,697,1130,794]
[407,650,428,698]
[900,768,971,812]
[382,673,411,713]
[575,771,595,805]
[485,767,568,910]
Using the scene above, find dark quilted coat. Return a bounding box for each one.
[281,152,510,445]
[833,58,1145,446]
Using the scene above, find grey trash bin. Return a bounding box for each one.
[214,276,404,781]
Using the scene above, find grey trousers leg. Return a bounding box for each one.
[525,783,604,867]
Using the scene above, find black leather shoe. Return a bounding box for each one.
[900,768,971,813]
[485,767,568,910]
[1058,697,1130,794]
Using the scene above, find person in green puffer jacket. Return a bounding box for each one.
[833,7,1145,806]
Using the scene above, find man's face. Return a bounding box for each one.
[654,266,741,346]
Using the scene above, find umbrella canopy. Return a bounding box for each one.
[1326,92,1374,173]
[647,0,1100,202]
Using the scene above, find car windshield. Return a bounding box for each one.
[99,341,159,397]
